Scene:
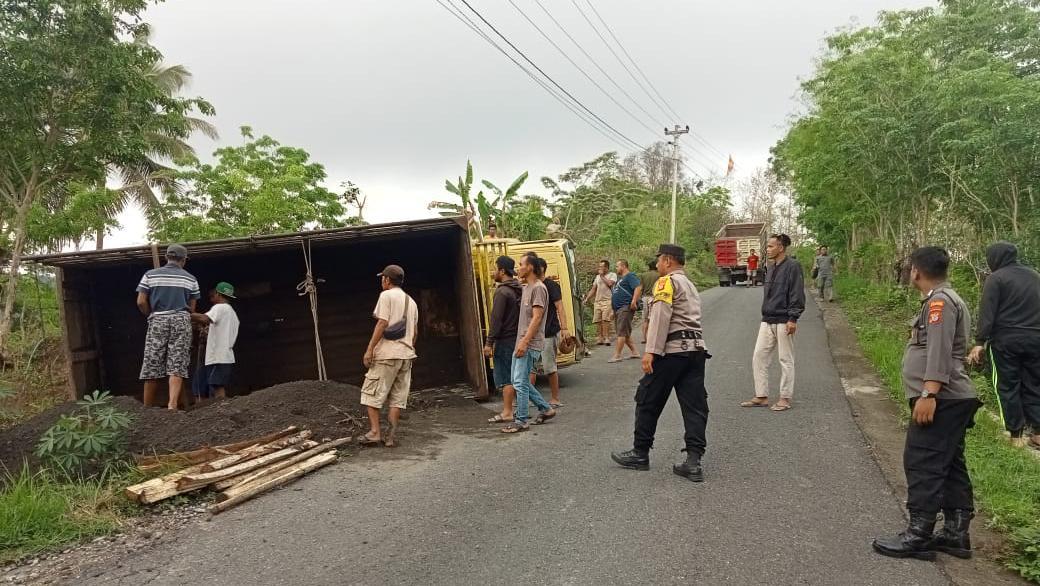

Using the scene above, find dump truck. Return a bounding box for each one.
[715,222,766,287]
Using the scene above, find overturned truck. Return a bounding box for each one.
[29,218,488,402]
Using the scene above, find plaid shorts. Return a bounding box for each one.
[140,313,192,380]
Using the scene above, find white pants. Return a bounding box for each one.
[752,322,796,399]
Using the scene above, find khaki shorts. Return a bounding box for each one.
[593,299,613,324]
[360,359,413,410]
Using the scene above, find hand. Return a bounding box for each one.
[641,353,654,374]
[967,345,985,366]
[786,322,797,336]
[913,397,936,426]
[483,345,493,358]
[515,339,529,358]
[560,329,571,340]
[630,301,638,311]
[363,350,374,369]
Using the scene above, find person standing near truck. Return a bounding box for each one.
[609,260,643,363]
[485,256,523,424]
[584,260,616,346]
[747,249,760,287]
[136,244,200,410]
[531,257,569,409]
[741,234,805,412]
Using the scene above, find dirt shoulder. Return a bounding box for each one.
[817,295,1027,586]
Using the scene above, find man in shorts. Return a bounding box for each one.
[360,264,419,448]
[190,282,240,401]
[609,259,643,362]
[584,260,616,346]
[136,244,201,410]
[638,260,659,343]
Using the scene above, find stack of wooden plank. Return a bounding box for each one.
[126,426,348,514]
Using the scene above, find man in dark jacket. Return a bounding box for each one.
[741,234,805,412]
[968,242,1040,449]
[484,256,523,424]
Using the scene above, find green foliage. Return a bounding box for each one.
[151,127,355,242]
[34,391,132,476]
[430,162,536,239]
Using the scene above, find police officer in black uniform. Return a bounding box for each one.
[873,247,981,561]
[611,244,711,482]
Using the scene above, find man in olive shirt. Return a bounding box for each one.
[873,247,980,561]
[638,260,659,343]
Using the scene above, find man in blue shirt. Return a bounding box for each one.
[609,259,643,363]
[136,244,201,410]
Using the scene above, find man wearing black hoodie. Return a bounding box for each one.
[485,256,524,425]
[968,242,1040,449]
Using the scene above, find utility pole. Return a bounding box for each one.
[665,124,689,243]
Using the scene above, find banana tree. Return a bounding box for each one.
[481,170,528,236]
[429,160,483,238]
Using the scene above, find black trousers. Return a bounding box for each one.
[990,334,1040,434]
[632,352,709,455]
[904,398,980,515]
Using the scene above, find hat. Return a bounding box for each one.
[166,244,188,259]
[656,244,686,259]
[215,281,236,299]
[378,264,405,283]
[495,255,515,276]
[558,334,577,354]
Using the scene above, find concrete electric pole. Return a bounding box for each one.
[665,124,689,243]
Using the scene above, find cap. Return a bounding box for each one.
[656,244,686,259]
[378,264,405,282]
[215,282,236,299]
[166,244,188,259]
[495,255,515,275]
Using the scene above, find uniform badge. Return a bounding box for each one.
[654,276,674,305]
[928,299,944,325]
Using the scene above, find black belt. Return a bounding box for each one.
[666,330,703,342]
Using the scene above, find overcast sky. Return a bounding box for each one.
[101,0,934,248]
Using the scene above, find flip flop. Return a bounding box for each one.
[488,414,513,424]
[358,434,382,446]
[532,410,557,425]
[627,355,641,360]
[770,403,792,412]
[549,402,563,409]
[607,357,624,363]
[501,422,530,434]
[740,400,770,408]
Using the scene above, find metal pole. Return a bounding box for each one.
[664,125,689,243]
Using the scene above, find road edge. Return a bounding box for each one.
[815,294,1028,586]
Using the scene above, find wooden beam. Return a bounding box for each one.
[199,430,313,472]
[214,437,350,494]
[175,442,318,491]
[209,452,338,514]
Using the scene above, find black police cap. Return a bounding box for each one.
[656,244,686,259]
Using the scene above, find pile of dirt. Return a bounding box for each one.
[0,381,365,475]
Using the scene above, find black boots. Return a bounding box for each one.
[930,509,973,559]
[872,511,937,561]
[611,449,650,471]
[672,450,703,482]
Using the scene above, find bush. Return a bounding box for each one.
[34,391,132,476]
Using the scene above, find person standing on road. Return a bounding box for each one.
[873,246,981,561]
[136,244,201,410]
[741,234,805,412]
[609,260,643,363]
[584,260,616,346]
[611,244,711,482]
[967,242,1040,449]
[360,265,419,448]
[814,246,836,302]
[530,257,569,409]
[638,260,659,343]
[484,256,523,425]
[501,253,557,433]
[747,249,760,287]
[189,282,240,401]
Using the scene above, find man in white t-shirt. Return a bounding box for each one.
[360,264,419,448]
[190,281,240,400]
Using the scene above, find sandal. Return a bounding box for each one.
[532,410,557,425]
[549,402,563,409]
[488,414,513,424]
[770,402,792,412]
[740,399,770,408]
[607,357,624,363]
[501,422,530,434]
[358,434,382,446]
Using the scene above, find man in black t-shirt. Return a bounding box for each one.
[530,258,569,408]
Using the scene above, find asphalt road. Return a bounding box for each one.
[81,286,950,586]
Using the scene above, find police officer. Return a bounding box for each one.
[611,244,711,482]
[873,247,980,561]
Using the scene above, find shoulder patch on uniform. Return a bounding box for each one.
[654,275,674,305]
[928,299,944,325]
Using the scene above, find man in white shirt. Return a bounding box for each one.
[360,265,419,448]
[190,281,240,401]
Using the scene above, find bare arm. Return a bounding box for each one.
[189,299,198,313]
[364,319,388,367]
[515,306,545,357]
[190,312,212,325]
[555,298,568,334]
[136,292,150,316]
[630,285,643,309]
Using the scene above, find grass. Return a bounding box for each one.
[837,275,1040,582]
[0,464,143,564]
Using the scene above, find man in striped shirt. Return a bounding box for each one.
[136,244,201,410]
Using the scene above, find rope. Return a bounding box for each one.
[297,240,328,381]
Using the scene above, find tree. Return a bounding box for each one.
[0,0,214,353]
[429,162,533,239]
[150,127,355,242]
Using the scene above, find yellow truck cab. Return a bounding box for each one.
[472,238,584,370]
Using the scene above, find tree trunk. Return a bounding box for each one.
[0,199,34,357]
[95,227,105,250]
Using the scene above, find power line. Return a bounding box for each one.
[454,0,646,152]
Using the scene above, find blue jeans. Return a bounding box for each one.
[511,349,551,424]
